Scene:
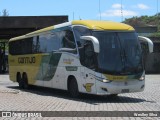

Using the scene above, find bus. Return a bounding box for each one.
[8,20,153,97]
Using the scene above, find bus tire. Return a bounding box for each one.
[22,73,29,89]
[68,77,79,98]
[17,73,23,89]
[109,94,118,98]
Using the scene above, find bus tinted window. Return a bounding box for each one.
[9,37,33,55]
[9,41,17,55]
[21,38,33,54]
[9,32,60,55]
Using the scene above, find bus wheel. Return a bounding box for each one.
[17,73,23,89]
[22,73,29,89]
[109,94,118,98]
[68,77,79,98]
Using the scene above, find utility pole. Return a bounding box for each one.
[121,0,123,22]
[73,12,74,20]
[99,0,101,20]
[157,0,159,16]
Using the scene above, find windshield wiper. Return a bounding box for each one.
[116,33,126,71]
[123,49,127,60]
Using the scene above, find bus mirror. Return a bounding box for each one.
[80,36,100,53]
[138,36,153,53]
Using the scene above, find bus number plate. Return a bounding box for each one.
[122,89,129,93]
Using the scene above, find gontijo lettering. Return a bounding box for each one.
[18,57,36,64]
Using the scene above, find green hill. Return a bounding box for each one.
[123,14,160,37]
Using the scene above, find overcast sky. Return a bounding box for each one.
[0,0,159,22]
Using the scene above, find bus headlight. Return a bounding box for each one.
[139,76,145,81]
[95,77,112,83]
[103,79,111,83]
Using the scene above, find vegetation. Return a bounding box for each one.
[0,40,8,51]
[0,9,9,50]
[1,9,9,16]
[123,13,160,37]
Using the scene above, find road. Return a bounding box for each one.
[0,74,160,120]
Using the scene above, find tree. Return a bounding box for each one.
[1,9,9,16]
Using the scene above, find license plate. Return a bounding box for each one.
[122,89,129,93]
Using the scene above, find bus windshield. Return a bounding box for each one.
[93,31,143,75]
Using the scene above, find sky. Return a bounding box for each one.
[0,0,159,22]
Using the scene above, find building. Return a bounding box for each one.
[0,16,68,73]
[134,26,160,73]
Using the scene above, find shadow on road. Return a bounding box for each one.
[0,73,9,75]
[7,85,148,105]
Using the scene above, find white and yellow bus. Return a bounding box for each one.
[9,20,153,97]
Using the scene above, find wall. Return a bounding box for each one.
[145,53,160,74]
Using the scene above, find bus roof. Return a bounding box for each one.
[72,20,134,31]
[10,20,134,41]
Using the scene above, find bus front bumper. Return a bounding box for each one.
[95,79,145,95]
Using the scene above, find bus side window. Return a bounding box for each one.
[32,32,60,54]
[59,29,77,54]
[32,36,40,53]
[39,35,47,53]
[22,38,33,54]
[47,32,60,52]
[62,30,76,48]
